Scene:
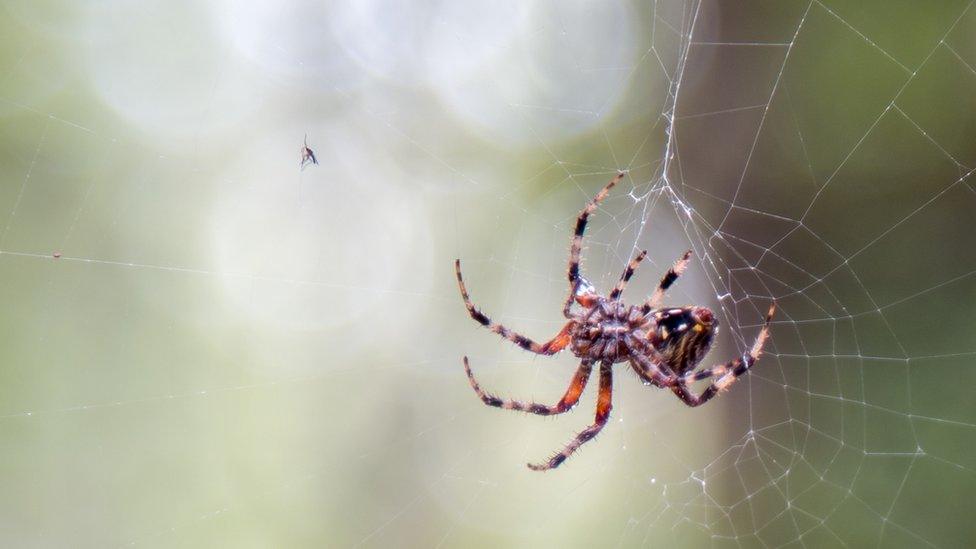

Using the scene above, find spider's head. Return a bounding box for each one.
[648,307,717,374]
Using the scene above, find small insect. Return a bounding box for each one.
[300,134,318,170]
[456,171,775,471]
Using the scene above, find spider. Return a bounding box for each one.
[300,134,318,170]
[455,171,775,471]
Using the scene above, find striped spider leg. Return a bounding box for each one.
[456,171,776,470]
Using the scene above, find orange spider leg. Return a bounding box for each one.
[456,259,573,356]
[463,357,593,415]
[529,361,614,471]
[563,172,627,317]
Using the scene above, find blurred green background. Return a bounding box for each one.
[1,0,975,547]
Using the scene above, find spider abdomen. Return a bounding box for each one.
[455,171,775,471]
[646,307,717,374]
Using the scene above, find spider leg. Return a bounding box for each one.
[671,303,775,406]
[562,171,627,317]
[463,357,593,415]
[528,361,614,471]
[609,249,648,300]
[641,250,693,314]
[455,260,573,355]
[624,336,678,388]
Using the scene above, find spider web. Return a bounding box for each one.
[1,0,975,547]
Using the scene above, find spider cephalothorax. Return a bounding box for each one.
[456,172,775,471]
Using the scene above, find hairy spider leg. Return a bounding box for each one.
[609,249,648,300]
[670,303,775,406]
[563,171,627,317]
[641,249,693,314]
[463,357,593,415]
[455,260,573,355]
[625,335,680,387]
[528,361,614,471]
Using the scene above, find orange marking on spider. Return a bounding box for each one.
[456,172,776,470]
